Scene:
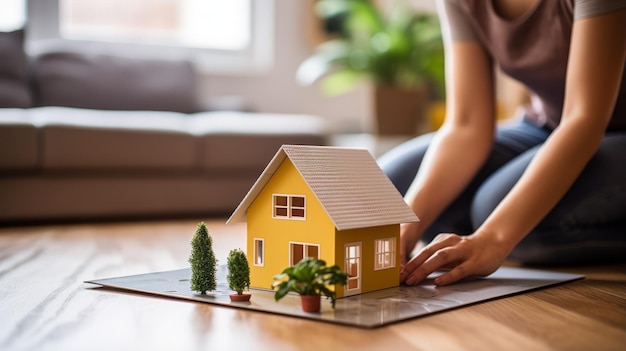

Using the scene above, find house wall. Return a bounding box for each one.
[246,158,336,290]
[334,224,400,299]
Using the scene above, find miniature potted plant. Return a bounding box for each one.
[272,257,348,313]
[227,248,252,302]
[189,222,217,295]
[297,0,444,135]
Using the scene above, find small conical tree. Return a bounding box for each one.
[189,222,217,294]
[227,249,250,295]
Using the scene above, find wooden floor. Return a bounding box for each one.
[0,218,624,351]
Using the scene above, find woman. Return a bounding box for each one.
[377,0,626,286]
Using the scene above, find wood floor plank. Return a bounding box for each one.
[1,219,624,351]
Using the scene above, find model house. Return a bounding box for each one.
[227,144,419,298]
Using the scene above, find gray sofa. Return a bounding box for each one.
[0,30,328,223]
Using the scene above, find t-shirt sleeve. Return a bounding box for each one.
[436,0,478,42]
[574,0,626,19]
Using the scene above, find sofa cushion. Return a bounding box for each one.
[0,30,33,108]
[33,49,198,113]
[0,109,38,170]
[31,107,197,171]
[190,111,328,172]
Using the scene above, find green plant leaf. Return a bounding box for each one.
[316,0,350,19]
[300,0,445,95]
[296,40,351,85]
[272,257,348,309]
[321,70,364,96]
[345,0,383,37]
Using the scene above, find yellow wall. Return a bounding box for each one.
[334,224,401,298]
[247,158,336,290]
[245,157,401,297]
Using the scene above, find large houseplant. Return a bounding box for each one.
[298,0,444,135]
[272,258,348,312]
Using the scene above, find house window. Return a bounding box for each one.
[273,195,306,220]
[374,238,396,270]
[289,242,319,266]
[253,238,264,267]
[24,0,274,74]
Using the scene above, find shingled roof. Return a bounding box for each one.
[227,145,419,231]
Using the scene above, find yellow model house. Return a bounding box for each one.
[227,145,418,298]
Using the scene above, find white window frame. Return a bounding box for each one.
[374,237,396,271]
[24,0,274,74]
[253,238,264,267]
[272,194,306,221]
[289,242,320,266]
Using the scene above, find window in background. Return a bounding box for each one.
[59,0,250,50]
[24,0,273,73]
[0,0,26,31]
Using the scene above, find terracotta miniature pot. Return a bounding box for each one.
[229,293,251,302]
[300,294,321,313]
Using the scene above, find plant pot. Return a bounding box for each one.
[374,85,429,136]
[229,293,252,302]
[300,294,321,313]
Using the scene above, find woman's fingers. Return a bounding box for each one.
[400,234,463,285]
[433,262,471,286]
[400,233,506,287]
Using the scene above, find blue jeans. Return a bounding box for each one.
[377,118,626,265]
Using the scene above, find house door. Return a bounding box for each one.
[344,242,361,296]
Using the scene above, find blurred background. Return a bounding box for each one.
[1,0,528,135]
[0,0,530,224]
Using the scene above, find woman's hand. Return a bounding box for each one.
[399,232,510,286]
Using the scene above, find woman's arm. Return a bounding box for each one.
[401,9,626,286]
[399,32,497,265]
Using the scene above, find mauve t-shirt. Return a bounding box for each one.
[438,0,626,131]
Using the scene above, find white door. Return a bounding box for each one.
[344,242,362,296]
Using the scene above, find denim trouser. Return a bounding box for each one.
[377,118,626,265]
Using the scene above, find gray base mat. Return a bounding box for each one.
[86,266,583,328]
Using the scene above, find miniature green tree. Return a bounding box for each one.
[227,249,251,295]
[189,222,217,294]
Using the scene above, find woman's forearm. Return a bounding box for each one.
[405,123,493,235]
[475,9,626,251]
[474,118,605,252]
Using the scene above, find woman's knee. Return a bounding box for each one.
[470,147,538,228]
[377,132,435,195]
[473,133,626,265]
